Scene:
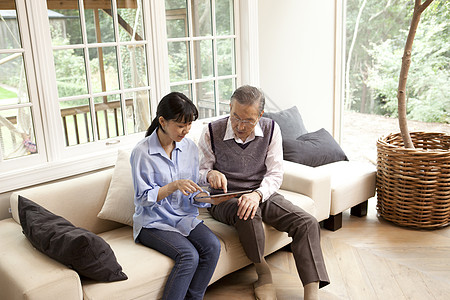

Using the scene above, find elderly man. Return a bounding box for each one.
[198,85,329,300]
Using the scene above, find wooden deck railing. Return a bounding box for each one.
[60,98,134,146]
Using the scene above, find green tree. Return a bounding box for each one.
[366,0,449,123]
[345,0,449,124]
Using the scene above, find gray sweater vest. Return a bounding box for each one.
[208,117,274,192]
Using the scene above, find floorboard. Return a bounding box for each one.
[204,197,450,300]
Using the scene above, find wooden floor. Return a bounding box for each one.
[204,197,450,300]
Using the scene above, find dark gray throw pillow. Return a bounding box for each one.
[18,195,127,282]
[263,106,308,140]
[283,128,348,167]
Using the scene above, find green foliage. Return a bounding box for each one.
[50,0,235,107]
[165,0,186,10]
[0,86,17,99]
[53,45,87,98]
[346,0,449,123]
[168,41,190,82]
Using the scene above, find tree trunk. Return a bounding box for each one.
[397,0,433,148]
[361,81,367,113]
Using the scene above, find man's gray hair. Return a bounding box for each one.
[230,85,265,114]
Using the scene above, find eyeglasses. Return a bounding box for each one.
[230,115,258,127]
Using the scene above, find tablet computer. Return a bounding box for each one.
[194,190,253,200]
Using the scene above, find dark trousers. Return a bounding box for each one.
[209,192,330,287]
[137,223,221,300]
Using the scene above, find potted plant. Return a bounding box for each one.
[376,0,450,229]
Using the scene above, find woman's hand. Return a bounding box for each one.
[174,179,203,196]
[158,179,203,201]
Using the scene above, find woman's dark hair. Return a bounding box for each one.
[145,92,198,137]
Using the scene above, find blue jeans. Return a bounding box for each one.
[137,222,221,300]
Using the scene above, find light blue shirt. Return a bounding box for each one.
[130,130,210,241]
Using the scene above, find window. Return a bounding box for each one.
[0,0,46,169]
[165,0,237,118]
[342,0,449,161]
[49,0,151,147]
[0,0,240,193]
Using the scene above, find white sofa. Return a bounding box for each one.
[0,119,332,300]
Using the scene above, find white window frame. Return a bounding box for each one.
[36,0,159,161]
[0,0,159,192]
[0,0,47,171]
[0,0,258,193]
[166,0,240,118]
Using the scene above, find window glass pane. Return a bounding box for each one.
[171,84,192,99]
[118,0,144,42]
[216,0,233,35]
[218,78,234,115]
[194,39,213,79]
[166,18,187,38]
[0,1,21,49]
[165,0,187,10]
[84,1,115,44]
[217,38,234,76]
[125,90,150,133]
[54,48,88,97]
[121,45,148,89]
[0,107,37,159]
[191,0,212,37]
[168,41,190,82]
[165,0,188,38]
[60,98,92,146]
[0,53,29,105]
[89,46,119,93]
[47,2,83,46]
[94,94,125,140]
[196,81,215,118]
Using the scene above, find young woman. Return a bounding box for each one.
[130,92,220,300]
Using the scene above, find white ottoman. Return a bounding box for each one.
[319,161,376,231]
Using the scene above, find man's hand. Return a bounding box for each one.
[237,191,261,220]
[207,170,228,193]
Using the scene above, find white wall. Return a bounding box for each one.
[258,0,339,134]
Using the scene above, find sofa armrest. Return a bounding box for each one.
[0,218,82,300]
[281,160,331,221]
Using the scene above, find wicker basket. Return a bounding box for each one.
[376,131,450,229]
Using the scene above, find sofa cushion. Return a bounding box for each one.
[318,161,376,215]
[283,128,348,167]
[264,106,308,140]
[98,150,134,226]
[10,168,120,234]
[18,195,128,282]
[82,226,173,299]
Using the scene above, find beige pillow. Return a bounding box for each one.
[97,150,134,226]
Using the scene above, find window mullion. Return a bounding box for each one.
[146,0,169,106]
[78,0,98,142]
[212,0,219,114]
[233,0,242,87]
[25,0,67,162]
[186,0,197,105]
[110,0,129,135]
